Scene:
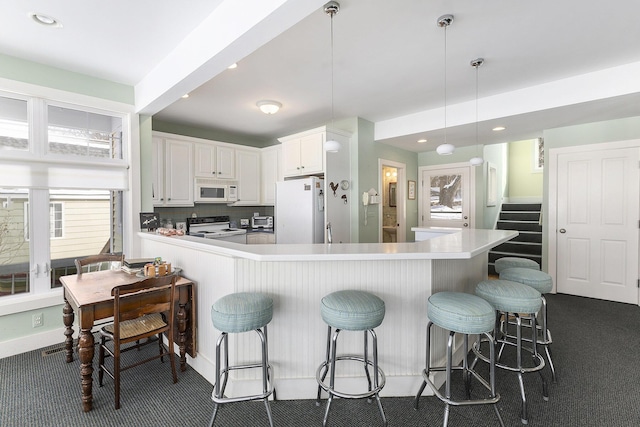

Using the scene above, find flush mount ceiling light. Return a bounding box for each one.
[323,1,341,153]
[436,14,455,156]
[470,57,485,166]
[30,12,62,27]
[256,100,282,115]
[493,126,506,132]
[228,63,238,69]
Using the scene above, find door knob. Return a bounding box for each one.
[464,216,468,220]
[559,228,566,233]
[463,223,468,227]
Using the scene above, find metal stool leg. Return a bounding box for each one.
[369,329,387,426]
[316,325,332,405]
[539,295,556,382]
[414,321,433,410]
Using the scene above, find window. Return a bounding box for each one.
[0,95,29,152]
[0,90,130,300]
[47,104,123,160]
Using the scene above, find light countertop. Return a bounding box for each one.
[139,228,517,262]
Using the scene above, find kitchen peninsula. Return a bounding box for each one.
[138,229,517,399]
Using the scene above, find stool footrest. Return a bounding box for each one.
[473,339,546,374]
[316,355,386,400]
[422,370,500,407]
[212,365,274,404]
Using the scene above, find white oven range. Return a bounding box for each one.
[186,216,247,243]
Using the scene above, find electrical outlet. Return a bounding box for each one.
[32,312,43,328]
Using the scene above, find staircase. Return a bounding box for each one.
[489,203,542,275]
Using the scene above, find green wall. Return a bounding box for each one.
[357,119,419,242]
[508,139,543,200]
[0,54,133,104]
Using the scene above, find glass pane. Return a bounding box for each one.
[0,96,29,151]
[430,174,462,220]
[47,105,123,159]
[50,190,123,289]
[0,189,30,297]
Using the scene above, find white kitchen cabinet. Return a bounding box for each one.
[246,232,275,244]
[280,129,324,177]
[261,145,281,205]
[234,149,260,205]
[152,136,194,207]
[194,143,235,179]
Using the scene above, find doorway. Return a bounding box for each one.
[378,159,406,243]
[549,141,640,304]
[418,163,475,229]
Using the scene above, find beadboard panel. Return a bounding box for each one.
[140,233,492,398]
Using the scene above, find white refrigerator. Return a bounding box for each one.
[275,177,325,244]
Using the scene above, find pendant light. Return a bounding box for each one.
[470,58,485,166]
[436,14,454,156]
[323,1,341,153]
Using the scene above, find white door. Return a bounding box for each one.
[556,146,639,303]
[419,164,473,229]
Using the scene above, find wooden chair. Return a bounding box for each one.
[98,275,179,409]
[75,253,124,276]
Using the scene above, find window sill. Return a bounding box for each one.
[0,289,64,316]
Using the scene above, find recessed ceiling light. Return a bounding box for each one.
[30,12,62,27]
[417,139,427,143]
[228,63,238,69]
[492,126,506,131]
[181,94,190,99]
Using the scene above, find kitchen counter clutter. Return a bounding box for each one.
[138,228,517,401]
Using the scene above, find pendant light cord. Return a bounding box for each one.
[443,24,448,144]
[330,11,335,129]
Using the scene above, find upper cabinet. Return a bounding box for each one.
[234,148,261,205]
[261,145,281,205]
[152,136,194,207]
[279,128,325,177]
[194,143,235,179]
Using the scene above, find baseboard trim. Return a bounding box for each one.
[0,327,67,359]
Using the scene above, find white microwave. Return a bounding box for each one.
[194,178,237,203]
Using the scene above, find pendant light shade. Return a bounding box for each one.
[324,1,341,153]
[324,139,341,153]
[436,143,455,155]
[470,156,484,166]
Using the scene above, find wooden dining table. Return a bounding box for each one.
[60,269,197,412]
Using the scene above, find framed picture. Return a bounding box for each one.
[408,180,416,200]
[140,212,159,231]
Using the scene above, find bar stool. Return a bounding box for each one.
[499,267,556,382]
[316,290,387,427]
[414,292,504,427]
[494,257,540,274]
[209,292,275,427]
[473,280,548,425]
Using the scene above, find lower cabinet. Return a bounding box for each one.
[246,232,275,244]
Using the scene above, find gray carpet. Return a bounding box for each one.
[1,293,639,426]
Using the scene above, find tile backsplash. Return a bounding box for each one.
[153,205,274,228]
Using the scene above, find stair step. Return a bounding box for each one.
[489,252,542,264]
[497,221,542,232]
[510,231,542,244]
[500,211,540,221]
[501,203,541,211]
[493,241,542,256]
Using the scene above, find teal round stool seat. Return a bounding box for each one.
[415,291,504,426]
[499,268,553,294]
[499,267,557,383]
[494,257,540,274]
[211,292,273,333]
[209,292,275,427]
[317,290,387,426]
[475,279,542,314]
[473,280,548,424]
[320,290,385,331]
[427,292,495,335]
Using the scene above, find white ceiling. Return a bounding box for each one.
[4,1,640,152]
